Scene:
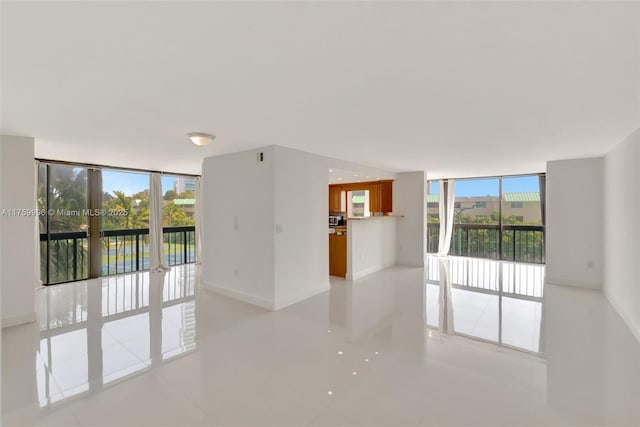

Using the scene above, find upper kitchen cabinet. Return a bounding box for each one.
[368,183,379,214]
[366,180,393,214]
[334,180,394,214]
[379,180,393,213]
[329,185,344,212]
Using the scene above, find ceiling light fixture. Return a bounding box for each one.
[188,132,215,147]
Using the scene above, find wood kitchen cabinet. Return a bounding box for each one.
[379,180,393,213]
[366,180,393,214]
[330,179,393,214]
[329,185,344,212]
[329,233,347,277]
[368,183,380,213]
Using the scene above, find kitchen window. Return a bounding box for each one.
[347,190,370,218]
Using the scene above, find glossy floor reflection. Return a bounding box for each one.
[426,256,544,353]
[3,262,640,426]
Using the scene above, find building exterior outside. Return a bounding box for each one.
[174,177,197,194]
[172,198,195,218]
[427,192,542,224]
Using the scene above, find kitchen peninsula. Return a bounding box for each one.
[329,180,398,280]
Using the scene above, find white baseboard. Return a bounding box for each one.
[274,282,330,310]
[347,262,395,281]
[2,312,36,329]
[603,287,640,344]
[202,280,331,312]
[202,281,275,310]
[544,275,602,290]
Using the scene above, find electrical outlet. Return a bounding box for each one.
[234,269,238,277]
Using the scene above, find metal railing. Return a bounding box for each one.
[427,223,545,264]
[102,228,150,276]
[163,226,197,267]
[41,226,196,284]
[40,231,89,284]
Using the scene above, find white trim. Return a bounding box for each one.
[2,312,36,329]
[202,281,274,310]
[347,263,395,281]
[544,276,602,290]
[274,282,330,310]
[604,287,640,344]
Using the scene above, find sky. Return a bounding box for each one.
[429,176,541,197]
[102,170,179,196]
[103,170,540,198]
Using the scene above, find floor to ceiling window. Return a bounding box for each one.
[38,161,199,285]
[161,175,196,266]
[38,163,90,284]
[427,174,545,264]
[101,169,151,275]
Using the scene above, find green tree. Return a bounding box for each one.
[164,189,178,200]
[178,190,195,199]
[49,167,88,232]
[163,201,193,226]
[132,190,150,201]
[38,165,89,282]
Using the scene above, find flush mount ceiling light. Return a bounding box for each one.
[188,132,215,147]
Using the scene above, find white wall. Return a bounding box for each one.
[1,135,37,327]
[0,135,2,418]
[273,146,330,309]
[201,146,276,309]
[346,218,396,281]
[603,128,640,341]
[201,145,335,310]
[546,158,603,289]
[393,172,426,267]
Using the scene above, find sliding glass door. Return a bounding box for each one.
[427,174,545,264]
[161,175,196,266]
[500,175,545,263]
[101,169,151,275]
[451,177,500,259]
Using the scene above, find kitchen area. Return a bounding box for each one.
[328,171,397,279]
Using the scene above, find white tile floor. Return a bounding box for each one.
[2,259,640,426]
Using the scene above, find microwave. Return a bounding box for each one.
[329,215,342,226]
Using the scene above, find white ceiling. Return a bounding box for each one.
[328,168,386,185]
[2,1,639,177]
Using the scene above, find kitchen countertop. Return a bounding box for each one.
[346,214,404,220]
[329,227,347,235]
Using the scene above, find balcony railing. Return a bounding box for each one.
[40,226,196,284]
[39,231,89,284]
[427,223,545,264]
